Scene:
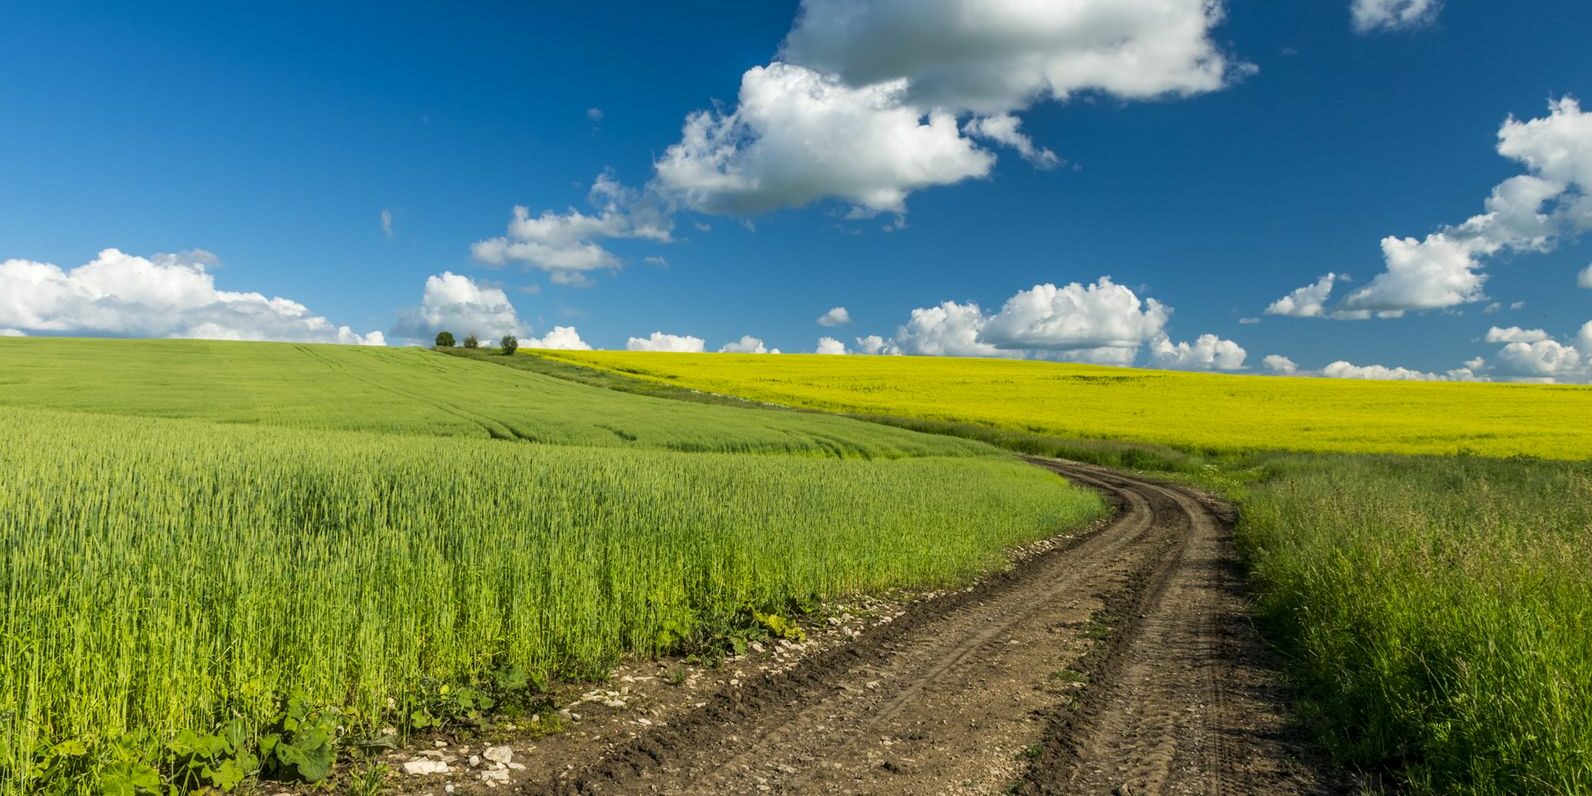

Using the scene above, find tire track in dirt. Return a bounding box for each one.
[540,459,1332,795]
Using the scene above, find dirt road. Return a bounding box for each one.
[502,459,1333,794]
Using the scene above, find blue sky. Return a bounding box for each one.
[2,1,1591,380]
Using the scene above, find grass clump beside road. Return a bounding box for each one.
[1239,455,1592,794]
[533,350,1592,794]
[0,339,1104,792]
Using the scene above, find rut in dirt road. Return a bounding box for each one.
[548,459,1332,795]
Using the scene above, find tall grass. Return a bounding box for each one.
[1238,456,1592,794]
[0,406,1101,791]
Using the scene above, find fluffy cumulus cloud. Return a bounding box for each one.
[0,248,384,345]
[1342,99,1592,315]
[654,63,994,216]
[1265,273,1338,318]
[781,0,1239,115]
[472,174,672,285]
[1262,354,1298,375]
[1485,326,1551,344]
[891,300,1010,358]
[720,335,778,354]
[1253,355,1482,381]
[490,0,1243,262]
[817,306,852,326]
[1149,334,1247,371]
[392,272,591,349]
[815,336,848,355]
[1351,0,1442,33]
[1580,264,1592,289]
[525,326,591,351]
[843,278,1236,368]
[393,272,522,341]
[1494,339,1582,380]
[979,279,1170,364]
[1302,322,1592,385]
[627,331,706,353]
[1343,234,1486,315]
[1477,322,1592,382]
[1321,361,1450,381]
[656,0,1241,217]
[854,334,901,355]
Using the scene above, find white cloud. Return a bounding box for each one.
[1321,361,1447,381]
[472,174,671,283]
[393,272,522,341]
[980,279,1170,364]
[1316,358,1486,382]
[1262,354,1298,375]
[965,114,1060,169]
[865,278,1216,367]
[1495,339,1582,380]
[654,63,994,217]
[526,326,591,351]
[1484,326,1550,344]
[892,300,1010,358]
[1344,234,1486,313]
[484,0,1244,275]
[1149,334,1246,371]
[1580,264,1592,288]
[0,249,384,345]
[1468,322,1592,383]
[380,208,394,237]
[815,336,848,355]
[1351,0,1442,33]
[1265,273,1337,318]
[587,107,605,123]
[781,0,1242,115]
[1348,99,1592,315]
[651,0,1242,218]
[720,335,776,354]
[0,328,26,337]
[854,334,901,355]
[1481,322,1592,382]
[817,306,852,326]
[627,331,706,353]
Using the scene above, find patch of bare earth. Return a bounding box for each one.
[376,459,1335,795]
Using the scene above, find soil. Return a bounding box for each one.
[384,459,1338,795]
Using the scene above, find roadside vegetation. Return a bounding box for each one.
[1240,454,1591,794]
[0,338,1104,793]
[536,349,1592,794]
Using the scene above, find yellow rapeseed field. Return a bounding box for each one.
[543,351,1592,459]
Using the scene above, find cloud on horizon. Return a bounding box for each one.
[0,248,385,345]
